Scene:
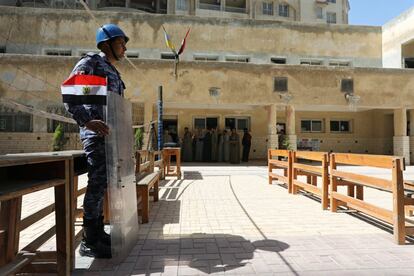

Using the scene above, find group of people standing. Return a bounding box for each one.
[180,127,252,164]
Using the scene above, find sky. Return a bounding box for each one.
[349,0,414,26]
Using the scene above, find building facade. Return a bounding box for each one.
[0,5,413,163]
[0,0,349,24]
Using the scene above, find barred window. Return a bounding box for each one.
[0,105,33,132]
[47,106,79,133]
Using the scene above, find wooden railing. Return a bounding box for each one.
[329,153,412,245]
[268,149,292,192]
[268,150,414,244]
[291,151,329,210]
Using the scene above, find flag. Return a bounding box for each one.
[178,28,191,55]
[162,25,177,55]
[61,74,107,105]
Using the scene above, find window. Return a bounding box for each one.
[161,53,176,60]
[271,57,286,64]
[0,105,33,132]
[279,4,289,17]
[263,2,273,15]
[0,46,5,53]
[327,0,336,3]
[274,77,288,92]
[329,61,350,67]
[45,49,72,56]
[193,117,218,130]
[194,118,206,130]
[327,12,337,24]
[330,120,350,132]
[316,7,323,19]
[126,52,139,59]
[46,106,79,133]
[194,54,219,61]
[300,60,322,66]
[176,0,188,10]
[225,55,250,63]
[225,117,250,131]
[301,120,323,133]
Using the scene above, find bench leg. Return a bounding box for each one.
[356,185,364,200]
[0,197,22,266]
[139,186,149,224]
[154,179,159,202]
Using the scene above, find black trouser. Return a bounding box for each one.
[242,145,251,162]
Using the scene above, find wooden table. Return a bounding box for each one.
[163,147,181,179]
[0,154,72,275]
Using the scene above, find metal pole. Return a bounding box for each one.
[157,86,163,150]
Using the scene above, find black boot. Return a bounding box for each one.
[79,218,112,258]
[97,215,111,246]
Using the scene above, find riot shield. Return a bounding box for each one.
[105,92,139,261]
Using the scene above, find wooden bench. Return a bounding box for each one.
[268,149,292,192]
[291,151,329,210]
[0,155,71,275]
[153,150,165,180]
[163,147,182,179]
[135,150,160,223]
[329,153,413,245]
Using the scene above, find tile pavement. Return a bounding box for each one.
[17,163,414,275]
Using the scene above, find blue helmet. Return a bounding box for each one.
[96,24,129,47]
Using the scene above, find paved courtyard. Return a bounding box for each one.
[19,163,414,275]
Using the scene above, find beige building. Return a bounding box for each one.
[0,5,413,163]
[0,0,349,24]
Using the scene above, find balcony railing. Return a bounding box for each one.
[225,6,246,14]
[198,3,221,11]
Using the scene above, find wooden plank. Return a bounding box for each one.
[139,161,151,172]
[0,155,68,167]
[392,159,406,245]
[77,187,86,197]
[21,226,55,252]
[293,180,322,196]
[295,151,326,161]
[332,153,395,169]
[34,251,57,262]
[269,173,288,184]
[293,163,322,175]
[331,192,393,224]
[0,252,36,276]
[331,170,393,191]
[19,203,55,232]
[137,172,159,186]
[268,149,290,158]
[405,226,414,236]
[268,159,289,168]
[404,197,414,205]
[330,154,338,212]
[18,263,57,273]
[0,179,65,201]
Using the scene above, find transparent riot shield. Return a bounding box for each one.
[105,92,139,262]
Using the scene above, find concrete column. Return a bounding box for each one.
[189,0,196,15]
[143,102,153,150]
[155,0,161,13]
[267,104,278,149]
[393,108,410,164]
[285,105,297,150]
[409,110,414,164]
[221,0,226,12]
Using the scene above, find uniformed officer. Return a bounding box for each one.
[65,23,128,258]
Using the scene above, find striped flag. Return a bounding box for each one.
[162,25,177,56]
[61,74,107,105]
[178,28,191,55]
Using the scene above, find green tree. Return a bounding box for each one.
[134,127,144,150]
[52,124,66,151]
